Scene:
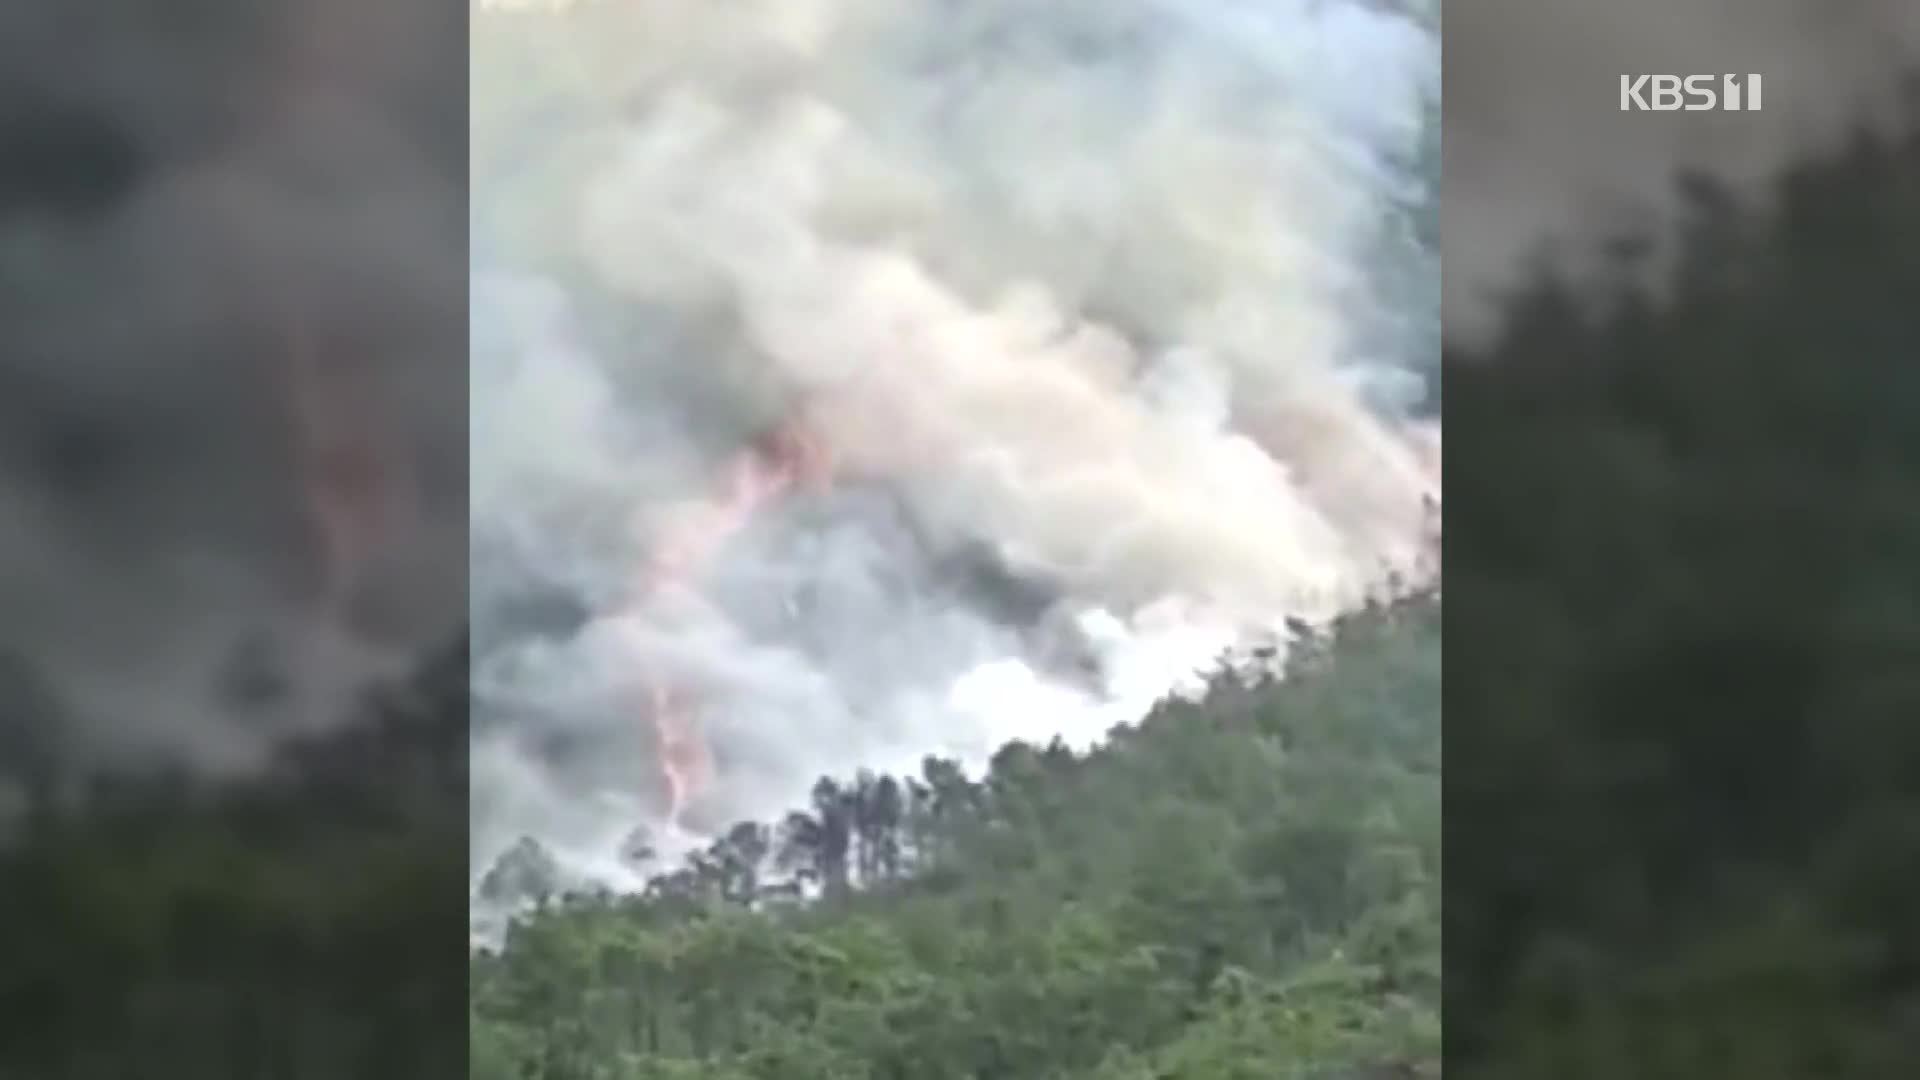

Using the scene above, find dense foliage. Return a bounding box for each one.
[471,592,1441,1079]
[1446,119,1920,1076]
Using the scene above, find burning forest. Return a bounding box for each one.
[470,0,1441,927]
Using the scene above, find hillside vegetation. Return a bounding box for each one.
[471,591,1441,1080]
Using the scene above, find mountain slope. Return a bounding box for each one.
[471,590,1441,1079]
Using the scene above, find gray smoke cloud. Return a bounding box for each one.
[1446,0,1920,345]
[0,0,466,797]
[471,0,1439,911]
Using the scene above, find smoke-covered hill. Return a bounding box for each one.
[471,0,1441,921]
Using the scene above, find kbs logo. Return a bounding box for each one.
[1620,74,1763,111]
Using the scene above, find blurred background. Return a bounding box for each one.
[1445,2,1920,1075]
[0,1,469,1076]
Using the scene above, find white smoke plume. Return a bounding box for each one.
[1446,0,1920,345]
[471,0,1440,913]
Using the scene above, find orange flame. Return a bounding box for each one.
[648,682,712,827]
[632,419,831,824]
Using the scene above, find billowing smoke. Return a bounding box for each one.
[471,0,1440,911]
[1446,0,1920,344]
[0,0,465,805]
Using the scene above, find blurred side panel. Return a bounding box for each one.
[0,1,469,1076]
[1445,1,1920,1075]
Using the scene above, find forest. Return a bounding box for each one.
[471,592,1441,1080]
